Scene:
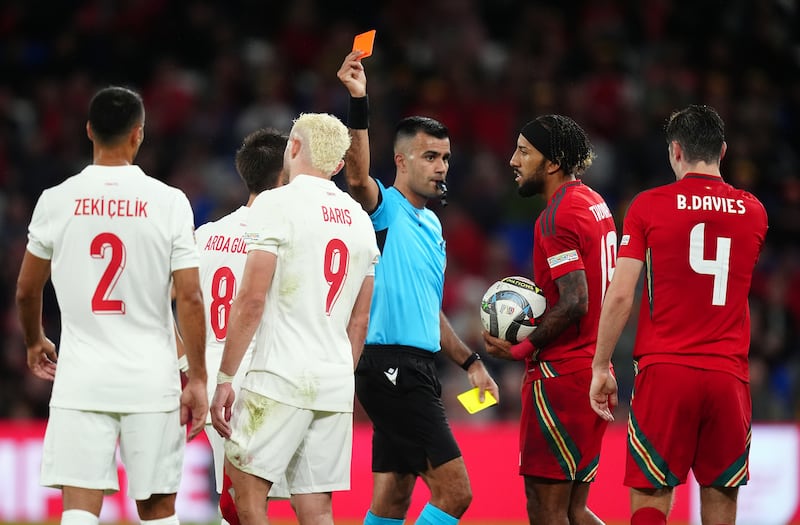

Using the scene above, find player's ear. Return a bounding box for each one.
[394,152,406,171]
[332,158,345,176]
[670,140,682,162]
[86,121,93,141]
[719,141,727,162]
[128,124,143,149]
[290,136,301,159]
[136,125,144,147]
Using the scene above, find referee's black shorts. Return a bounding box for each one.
[355,344,462,475]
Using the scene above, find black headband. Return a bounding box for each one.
[520,120,554,162]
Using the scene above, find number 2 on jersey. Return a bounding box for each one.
[90,232,126,314]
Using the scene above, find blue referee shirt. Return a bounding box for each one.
[366,180,445,352]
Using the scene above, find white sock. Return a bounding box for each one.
[62,510,99,525]
[141,515,180,525]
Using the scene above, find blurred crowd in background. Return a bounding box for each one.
[0,0,798,423]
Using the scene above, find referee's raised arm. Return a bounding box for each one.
[338,50,379,214]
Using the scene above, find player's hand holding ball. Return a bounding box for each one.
[481,276,546,360]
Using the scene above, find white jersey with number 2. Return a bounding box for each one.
[26,165,199,413]
[241,175,379,412]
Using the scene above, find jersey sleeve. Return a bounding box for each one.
[618,193,649,261]
[170,190,200,271]
[26,190,54,260]
[244,191,287,255]
[368,179,395,230]
[364,217,380,277]
[540,204,586,281]
[194,222,211,250]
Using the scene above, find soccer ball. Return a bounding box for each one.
[480,276,547,343]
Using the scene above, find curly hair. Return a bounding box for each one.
[522,115,595,177]
[291,113,351,174]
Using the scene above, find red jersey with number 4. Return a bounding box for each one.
[618,173,767,381]
[528,180,617,382]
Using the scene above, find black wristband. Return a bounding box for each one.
[347,95,369,129]
[460,352,481,371]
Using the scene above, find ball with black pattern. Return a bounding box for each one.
[480,276,547,343]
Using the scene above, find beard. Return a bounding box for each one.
[517,161,547,197]
[518,178,543,197]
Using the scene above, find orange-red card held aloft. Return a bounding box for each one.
[353,29,376,58]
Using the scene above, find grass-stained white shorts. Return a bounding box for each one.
[205,423,290,498]
[224,388,352,494]
[41,407,184,499]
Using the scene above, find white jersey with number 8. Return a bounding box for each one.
[195,205,255,422]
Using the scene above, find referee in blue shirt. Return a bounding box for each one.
[338,51,500,525]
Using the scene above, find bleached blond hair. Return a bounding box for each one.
[291,113,351,174]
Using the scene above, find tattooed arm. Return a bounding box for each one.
[529,270,588,349]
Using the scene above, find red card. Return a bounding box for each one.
[353,30,376,59]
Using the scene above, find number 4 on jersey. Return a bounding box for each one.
[689,223,731,306]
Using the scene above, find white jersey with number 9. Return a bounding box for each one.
[241,175,379,413]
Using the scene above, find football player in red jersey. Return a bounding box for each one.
[590,105,768,525]
[484,115,616,524]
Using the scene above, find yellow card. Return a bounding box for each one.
[353,29,376,59]
[457,387,498,414]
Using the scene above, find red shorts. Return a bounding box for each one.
[625,363,751,488]
[520,368,608,481]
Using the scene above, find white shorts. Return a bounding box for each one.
[225,389,352,494]
[205,424,290,498]
[41,408,184,500]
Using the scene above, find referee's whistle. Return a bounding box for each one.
[436,180,448,207]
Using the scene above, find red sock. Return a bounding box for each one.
[631,507,667,525]
[220,470,240,525]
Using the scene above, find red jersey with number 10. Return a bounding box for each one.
[527,180,617,382]
[618,173,767,381]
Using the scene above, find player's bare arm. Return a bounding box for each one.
[211,250,276,438]
[338,51,379,213]
[530,269,589,349]
[440,310,500,402]
[590,257,643,421]
[15,251,57,381]
[347,276,374,370]
[173,266,208,440]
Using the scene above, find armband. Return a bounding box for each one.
[510,338,535,361]
[216,371,234,385]
[177,355,189,373]
[347,96,369,129]
[460,352,482,371]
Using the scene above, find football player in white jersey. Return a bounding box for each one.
[194,128,289,525]
[16,86,207,525]
[210,113,380,525]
